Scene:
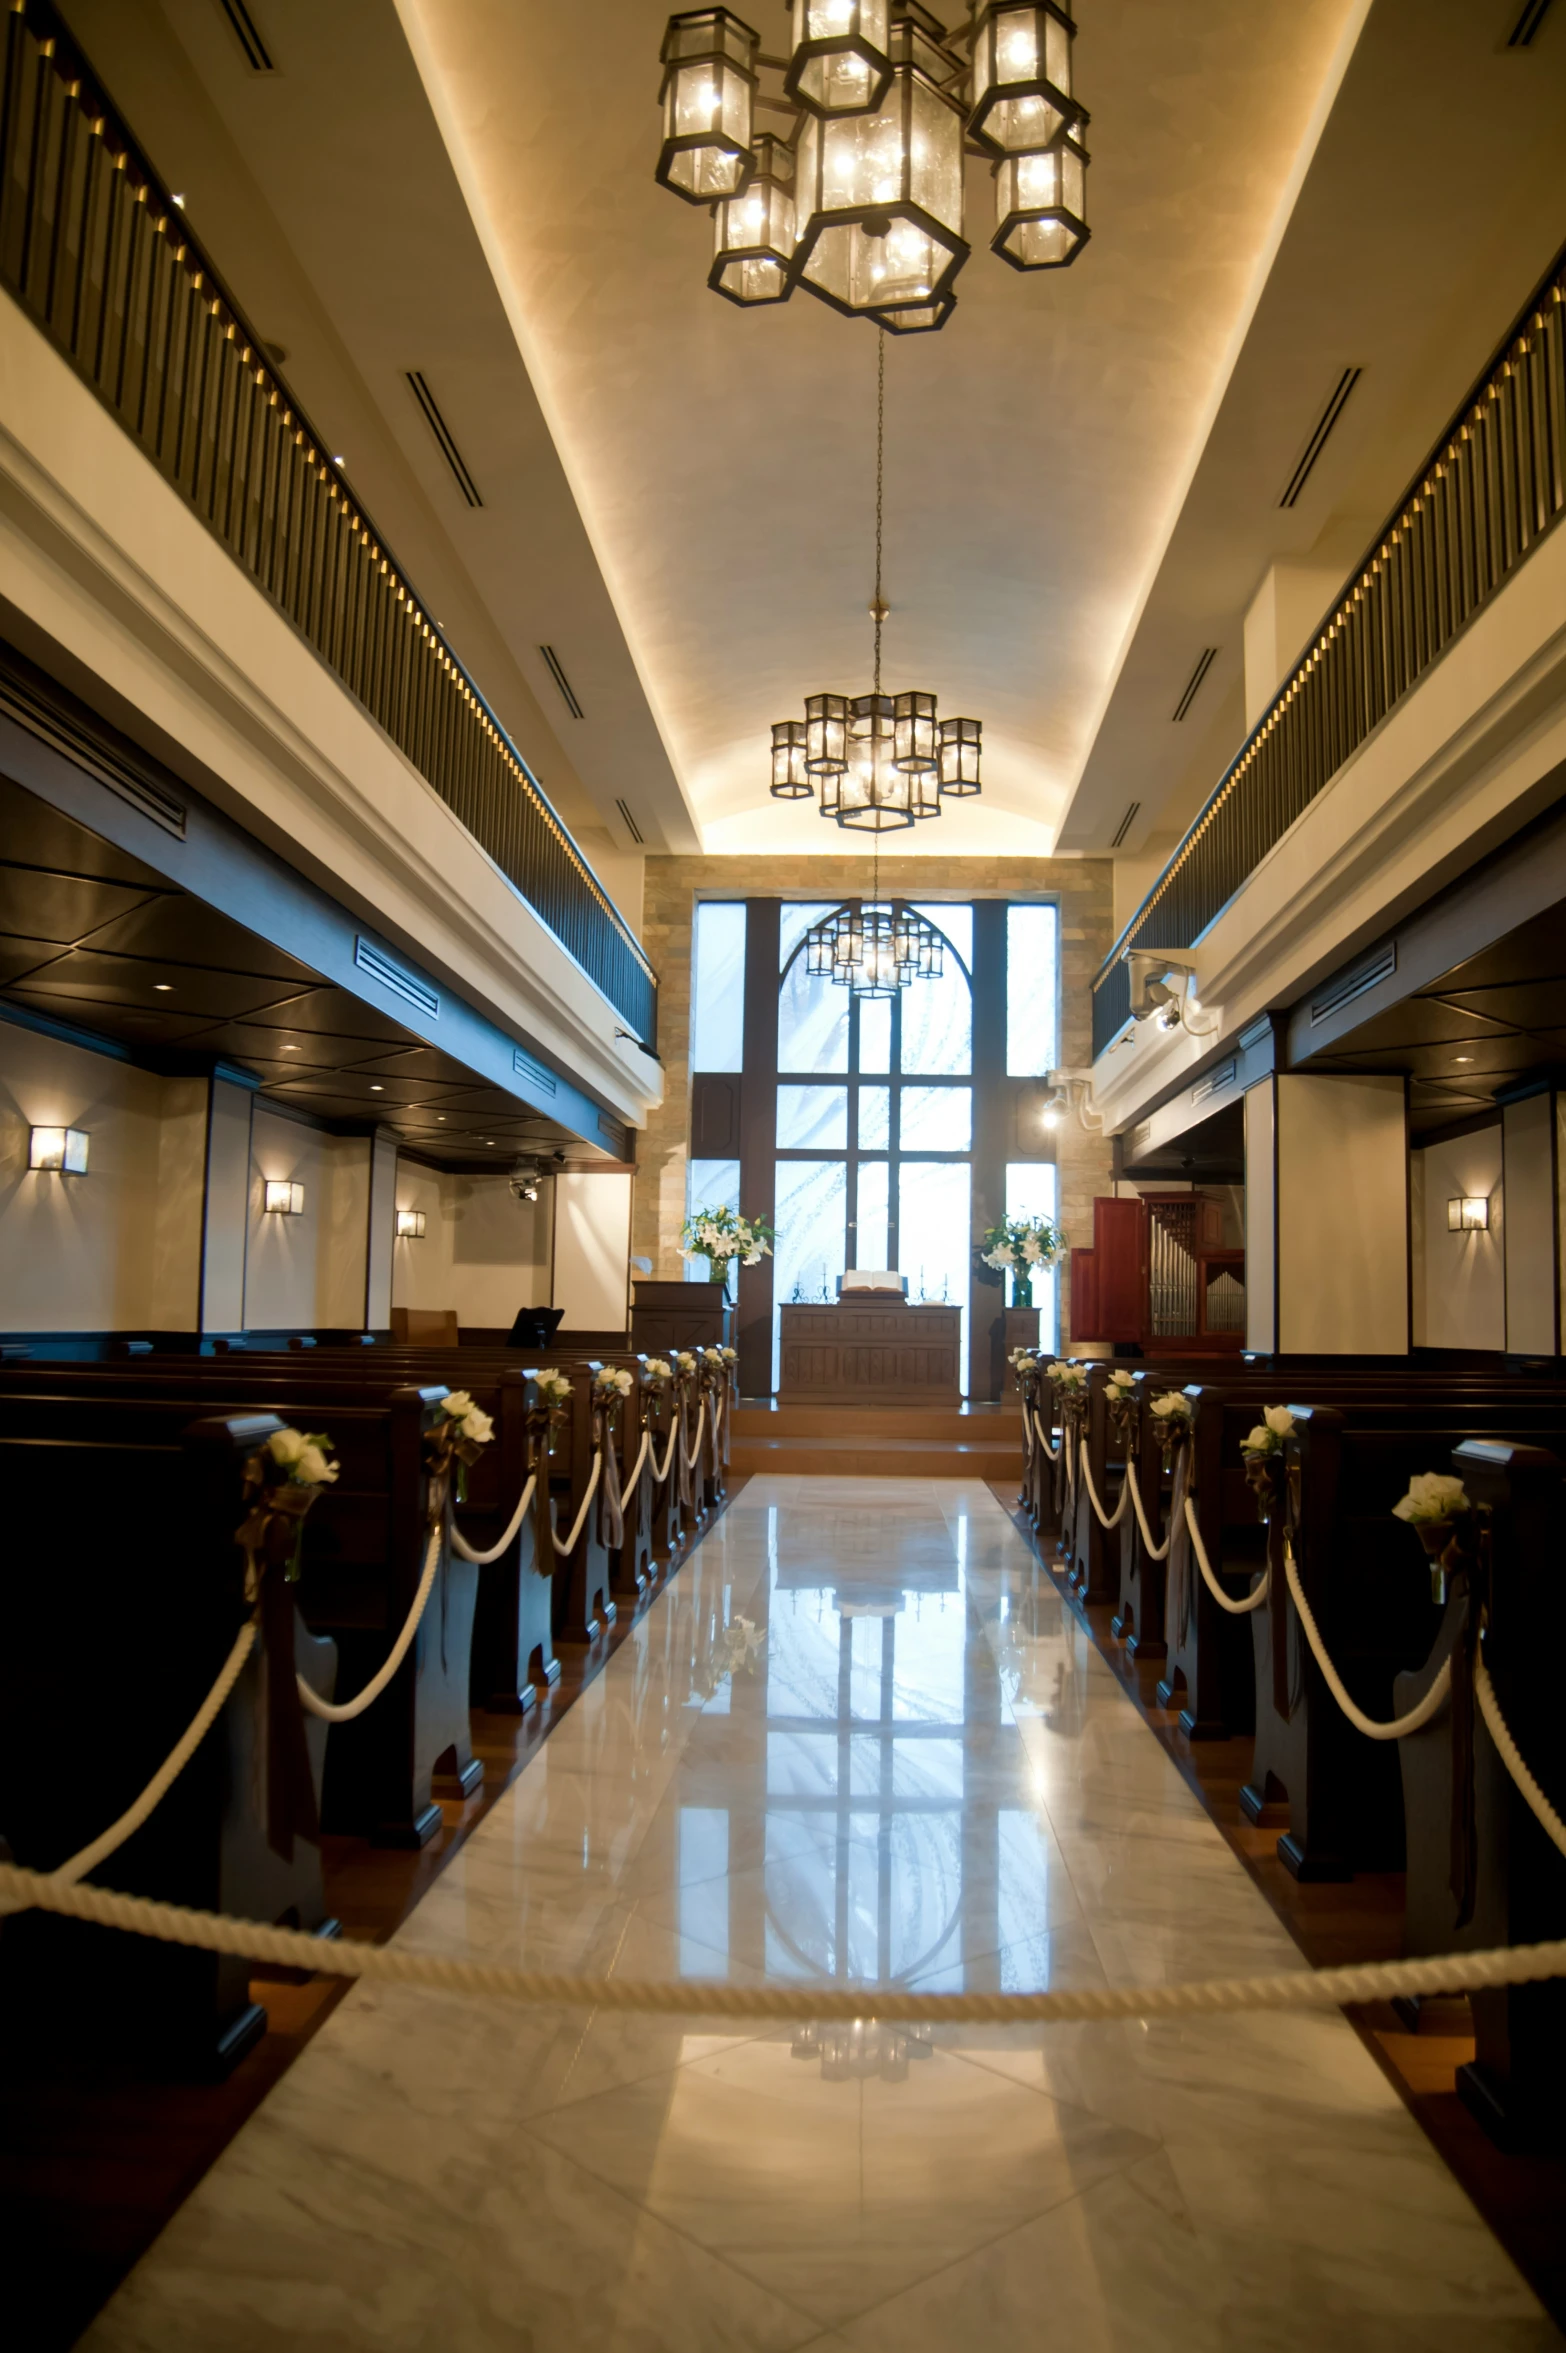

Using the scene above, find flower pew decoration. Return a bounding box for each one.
[978,1215,1062,1303]
[640,1356,673,1388]
[1148,1389,1193,1456]
[1393,1471,1476,1599]
[1008,1346,1040,1398]
[593,1365,635,1402]
[239,1425,340,1583]
[674,1350,699,1379]
[1104,1365,1138,1432]
[1045,1359,1088,1394]
[432,1387,495,1504]
[1238,1403,1293,1518]
[527,1368,574,1408]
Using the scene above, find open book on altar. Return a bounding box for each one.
[837,1271,908,1300]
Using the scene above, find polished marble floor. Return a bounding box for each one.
[86,1479,1557,2350]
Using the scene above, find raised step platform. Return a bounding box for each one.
[730,1400,1024,1480]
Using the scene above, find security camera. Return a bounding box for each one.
[509,1157,541,1204]
[1126,950,1197,1019]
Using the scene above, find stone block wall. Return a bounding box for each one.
[634,855,1116,1332]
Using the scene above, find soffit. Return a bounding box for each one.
[396,0,1370,854]
[57,0,698,866]
[1061,0,1566,854]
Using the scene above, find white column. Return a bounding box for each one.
[1245,1072,1409,1355]
[552,1169,633,1333]
[1502,1090,1559,1356]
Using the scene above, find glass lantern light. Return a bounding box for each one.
[992,130,1090,271]
[836,693,916,829]
[771,719,813,798]
[656,9,759,207]
[792,12,968,323]
[870,292,956,335]
[710,133,797,304]
[785,0,892,118]
[969,2,1081,158]
[938,715,982,793]
[805,690,851,774]
[892,688,936,772]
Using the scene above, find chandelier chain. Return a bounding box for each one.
[873,331,885,698]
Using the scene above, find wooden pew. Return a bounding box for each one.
[1394,1438,1566,2145]
[0,1413,336,2073]
[0,1373,476,1848]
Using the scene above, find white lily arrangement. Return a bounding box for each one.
[1239,1405,1294,1458]
[265,1426,339,1488]
[439,1389,495,1448]
[1393,1472,1471,1527]
[593,1365,635,1401]
[681,1203,777,1269]
[526,1367,574,1409]
[1045,1360,1088,1393]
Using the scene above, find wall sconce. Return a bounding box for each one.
[1447,1195,1489,1231]
[395,1208,426,1239]
[29,1126,89,1173]
[264,1180,305,1216]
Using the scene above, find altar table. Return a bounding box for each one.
[777,1303,962,1406]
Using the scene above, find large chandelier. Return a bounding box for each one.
[804,893,946,998]
[771,333,980,831]
[656,3,1090,335]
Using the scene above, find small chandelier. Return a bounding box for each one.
[654,2,1090,335]
[771,335,981,830]
[805,895,946,998]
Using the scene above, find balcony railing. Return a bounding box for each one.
[1092,239,1566,1060]
[0,0,657,1047]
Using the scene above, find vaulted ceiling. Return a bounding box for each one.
[53,0,1566,878]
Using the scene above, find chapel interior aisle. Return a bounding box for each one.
[83,1480,1554,2353]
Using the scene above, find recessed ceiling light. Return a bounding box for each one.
[1454,1054,1473,1064]
[154,982,174,992]
[170,192,186,208]
[332,454,345,466]
[437,1115,446,1122]
[283,1044,299,1052]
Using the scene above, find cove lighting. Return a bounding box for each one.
[29,1126,88,1173]
[396,1208,427,1239]
[1447,1195,1489,1232]
[264,1180,305,1216]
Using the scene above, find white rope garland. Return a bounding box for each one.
[1031,1408,1061,1463]
[450,1474,538,1566]
[1184,1494,1272,1615]
[2,1861,1564,2026]
[550,1451,603,1557]
[298,1525,443,1724]
[623,1428,652,1495]
[34,1619,258,1894]
[680,1399,708,1471]
[1078,1440,1130,1531]
[1127,1453,1179,1561]
[1477,1657,1566,1860]
[1282,1537,1451,1739]
[652,1419,679,1486]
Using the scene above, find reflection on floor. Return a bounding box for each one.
[85,1479,1557,2350]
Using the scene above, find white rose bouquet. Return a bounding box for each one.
[1045,1359,1088,1394]
[1149,1390,1193,1454]
[240,1425,339,1582]
[1393,1473,1470,1528]
[674,1351,699,1378]
[526,1367,574,1408]
[1239,1405,1294,1458]
[439,1389,495,1447]
[640,1356,673,1388]
[593,1365,635,1402]
[432,1388,494,1503]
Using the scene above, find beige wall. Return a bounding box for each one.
[0,1022,204,1332]
[245,1110,373,1331]
[390,1161,552,1330]
[1275,1073,1409,1355]
[1416,1126,1504,1353]
[635,855,1116,1317]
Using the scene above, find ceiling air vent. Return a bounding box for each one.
[217,0,274,72]
[353,937,439,1019]
[614,798,645,845]
[1507,0,1554,44]
[1278,367,1361,509]
[513,1046,558,1096]
[1309,943,1396,1025]
[405,372,482,508]
[1108,800,1140,849]
[1171,648,1217,723]
[540,645,584,720]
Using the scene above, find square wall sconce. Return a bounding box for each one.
[264,1180,305,1216]
[1447,1195,1489,1231]
[29,1126,88,1173]
[396,1208,427,1240]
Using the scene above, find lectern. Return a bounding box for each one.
[778,1272,960,1405]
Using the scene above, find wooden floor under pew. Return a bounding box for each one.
[0,1478,748,2353]
[730,1397,1023,1481]
[985,1479,1566,2332]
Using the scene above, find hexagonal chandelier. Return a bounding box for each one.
[656,2,1090,334]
